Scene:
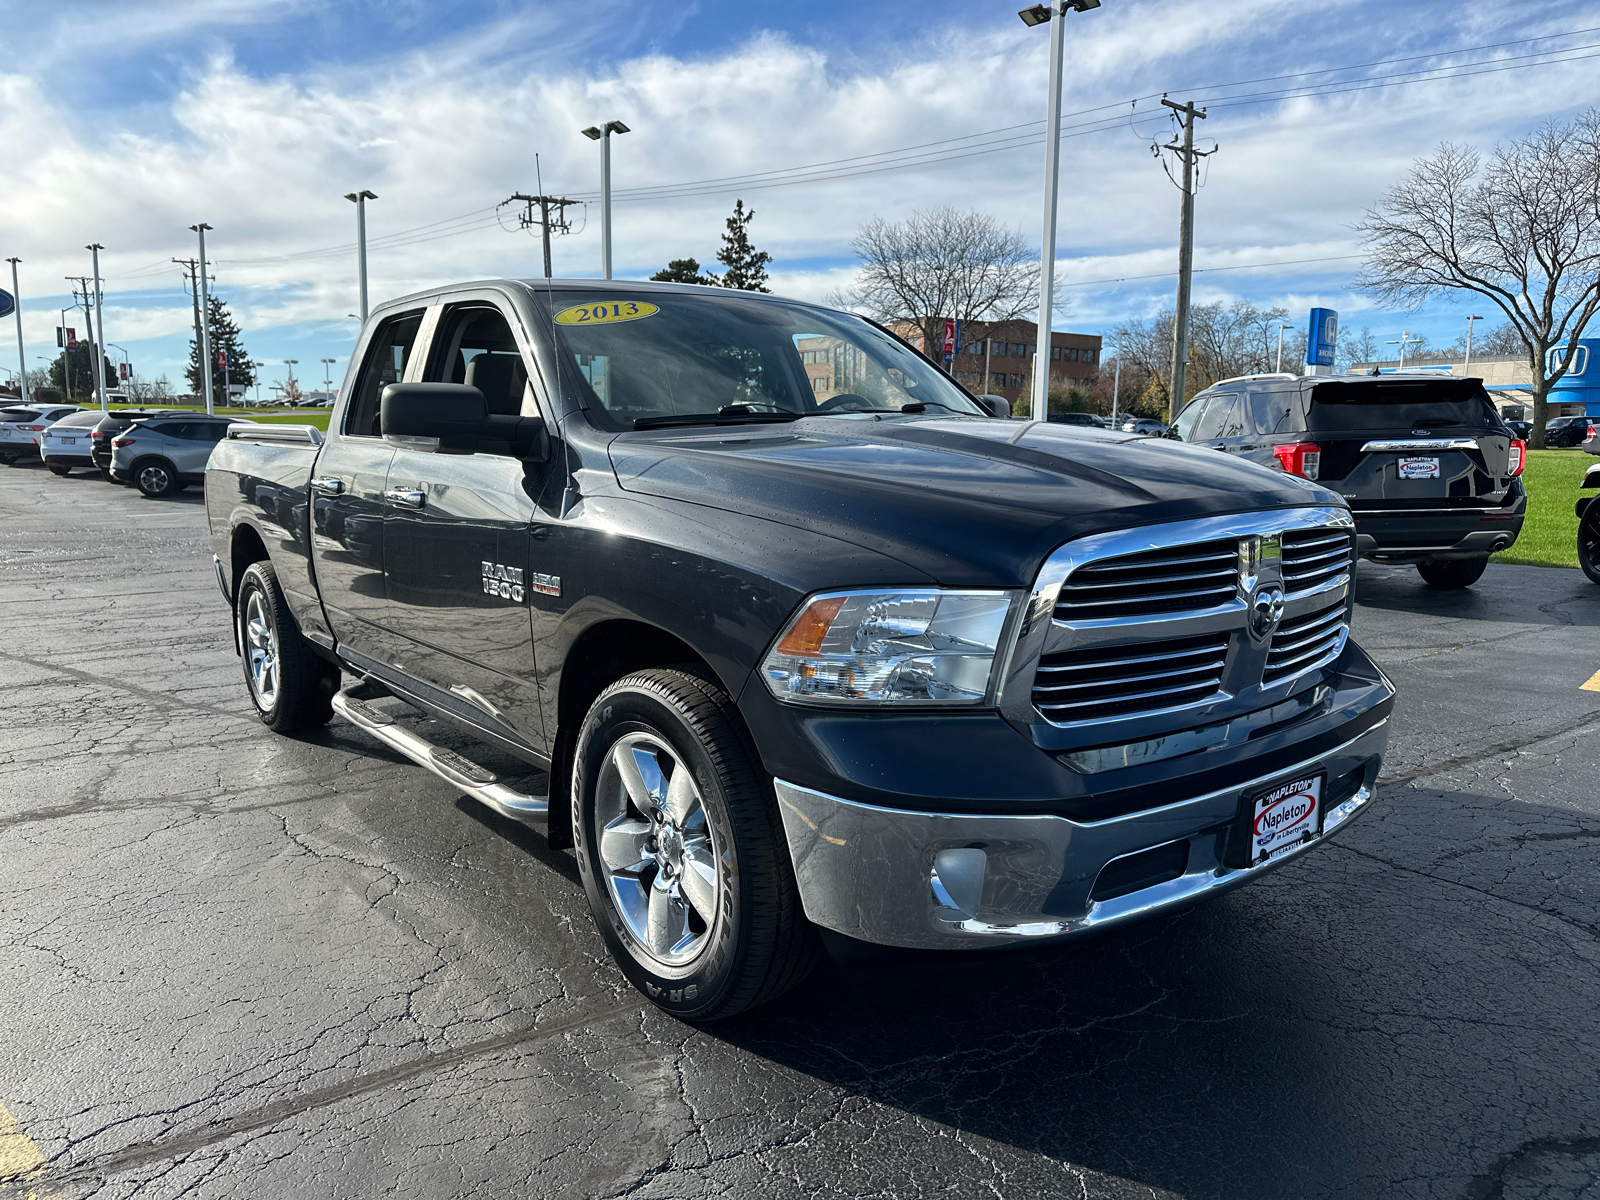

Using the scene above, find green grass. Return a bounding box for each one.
[90,401,332,431]
[1492,448,1591,569]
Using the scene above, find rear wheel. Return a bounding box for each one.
[1579,505,1600,585]
[47,463,71,477]
[1417,555,1489,589]
[134,458,177,498]
[573,668,820,1021]
[235,560,338,732]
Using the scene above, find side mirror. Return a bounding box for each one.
[380,383,549,461]
[976,394,1012,419]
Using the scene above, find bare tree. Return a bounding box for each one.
[831,207,1042,362]
[1358,112,1600,446]
[1112,300,1293,409]
[1340,326,1380,369]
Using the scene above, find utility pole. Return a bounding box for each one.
[507,193,579,277]
[1111,339,1122,423]
[87,245,108,411]
[1161,97,1214,421]
[5,258,25,405]
[343,190,377,323]
[191,224,215,415]
[59,307,71,402]
[68,276,98,409]
[174,258,204,404]
[1464,314,1483,376]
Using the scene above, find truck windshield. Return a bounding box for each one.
[1309,380,1500,431]
[535,290,984,431]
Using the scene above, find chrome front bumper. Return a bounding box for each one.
[774,717,1388,949]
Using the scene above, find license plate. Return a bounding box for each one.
[1398,457,1439,480]
[59,437,75,445]
[1241,773,1324,867]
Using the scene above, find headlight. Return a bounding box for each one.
[760,589,1015,706]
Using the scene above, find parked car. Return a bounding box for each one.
[89,409,190,481]
[38,409,109,475]
[1505,420,1532,441]
[1578,462,1600,583]
[0,403,81,465]
[1174,371,1525,588]
[1546,415,1594,447]
[110,413,253,497]
[1046,412,1107,428]
[207,278,1394,1020]
[1119,417,1169,436]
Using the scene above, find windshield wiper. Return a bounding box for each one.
[633,405,803,431]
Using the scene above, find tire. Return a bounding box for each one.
[1417,555,1489,589]
[573,668,820,1021]
[235,560,338,732]
[47,464,71,477]
[1579,505,1600,586]
[134,458,178,498]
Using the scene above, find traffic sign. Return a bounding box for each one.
[0,289,13,320]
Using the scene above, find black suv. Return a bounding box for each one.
[1546,415,1594,448]
[1173,372,1525,588]
[89,410,188,480]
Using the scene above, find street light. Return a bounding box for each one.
[1275,322,1294,374]
[343,190,377,323]
[1020,0,1101,423]
[1464,314,1484,376]
[6,257,26,405]
[320,357,337,390]
[581,120,631,280]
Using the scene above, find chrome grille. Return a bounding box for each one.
[1280,527,1354,595]
[1053,538,1238,621]
[1032,632,1229,723]
[1264,599,1347,685]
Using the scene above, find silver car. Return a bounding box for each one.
[109,415,254,497]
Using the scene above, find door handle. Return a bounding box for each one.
[384,487,426,509]
[310,476,345,495]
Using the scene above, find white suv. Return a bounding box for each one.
[0,404,81,465]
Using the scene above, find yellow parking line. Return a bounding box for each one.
[0,1100,45,1182]
[1582,669,1600,693]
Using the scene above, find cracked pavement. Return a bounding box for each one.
[3,463,1600,1199]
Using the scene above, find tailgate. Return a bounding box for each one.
[1325,433,1512,503]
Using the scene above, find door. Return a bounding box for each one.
[380,300,549,752]
[162,421,226,476]
[310,308,424,664]
[1247,386,1305,469]
[1190,393,1243,451]
[1173,395,1212,443]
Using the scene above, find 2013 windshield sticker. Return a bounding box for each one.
[554,301,659,326]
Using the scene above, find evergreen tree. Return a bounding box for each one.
[186,296,256,399]
[48,344,118,400]
[715,200,772,292]
[650,258,718,285]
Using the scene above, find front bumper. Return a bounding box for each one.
[774,716,1388,949]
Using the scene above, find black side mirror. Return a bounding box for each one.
[976,394,1012,419]
[380,383,549,461]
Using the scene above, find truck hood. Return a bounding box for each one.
[607,415,1342,587]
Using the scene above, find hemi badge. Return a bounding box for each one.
[529,572,561,597]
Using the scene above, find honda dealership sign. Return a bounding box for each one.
[1306,308,1339,368]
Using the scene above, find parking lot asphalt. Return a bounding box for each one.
[3,461,1600,1200]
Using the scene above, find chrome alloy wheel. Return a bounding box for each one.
[595,733,720,966]
[243,591,279,712]
[138,463,170,494]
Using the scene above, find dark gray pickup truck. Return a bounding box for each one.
[206,279,1395,1019]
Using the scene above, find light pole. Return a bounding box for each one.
[87,244,108,411]
[108,343,129,393]
[190,224,215,415]
[5,258,26,405]
[1019,1,1100,423]
[581,120,631,280]
[1275,322,1293,374]
[320,357,337,391]
[344,190,377,323]
[1464,314,1484,376]
[1386,331,1419,372]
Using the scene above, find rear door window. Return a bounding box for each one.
[345,310,425,437]
[1173,396,1210,441]
[1192,393,1244,441]
[1308,380,1499,431]
[1249,388,1305,435]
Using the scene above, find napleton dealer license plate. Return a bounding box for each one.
[1398,457,1440,479]
[1245,773,1324,866]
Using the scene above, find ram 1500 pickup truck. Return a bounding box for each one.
[206,279,1396,1020]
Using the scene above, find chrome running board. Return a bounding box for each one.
[332,684,549,824]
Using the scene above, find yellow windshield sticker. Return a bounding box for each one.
[554,300,659,326]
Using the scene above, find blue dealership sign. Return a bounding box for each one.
[1307,308,1338,367]
[0,289,13,320]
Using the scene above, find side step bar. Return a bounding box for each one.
[332,685,549,824]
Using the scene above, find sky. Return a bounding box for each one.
[3,0,1600,397]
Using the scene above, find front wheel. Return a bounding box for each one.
[1417,555,1489,589]
[1579,505,1600,585]
[573,669,820,1021]
[235,560,338,732]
